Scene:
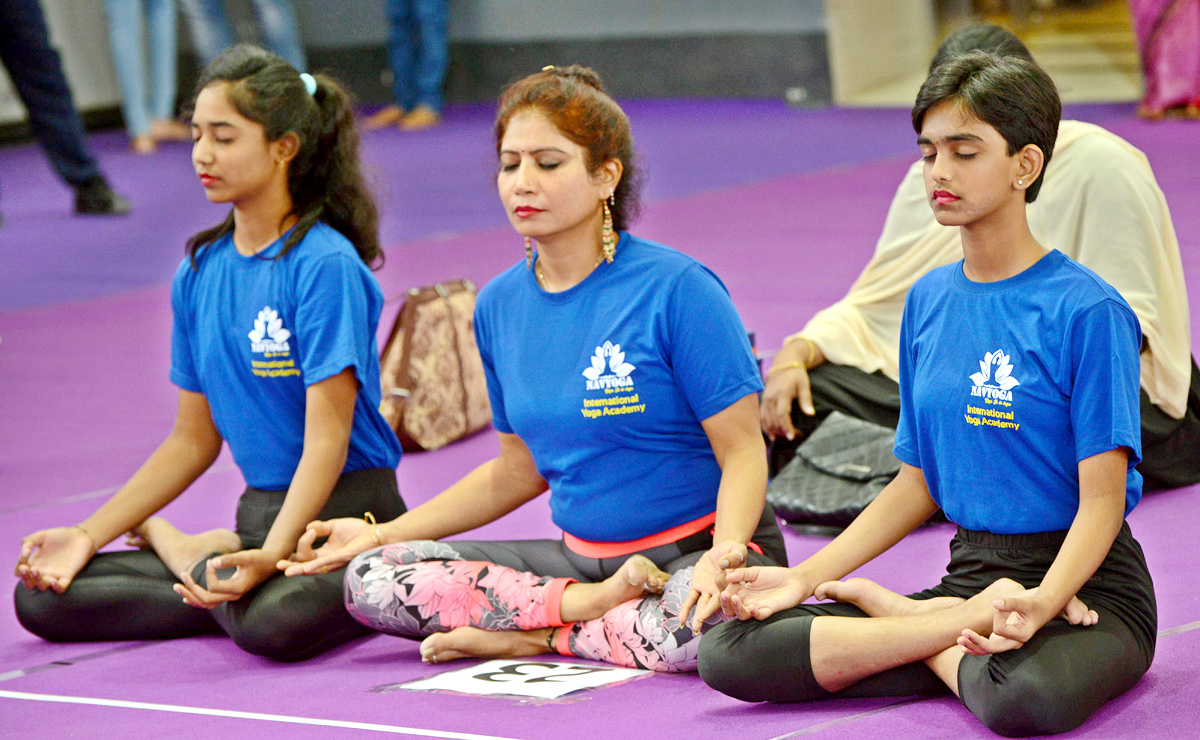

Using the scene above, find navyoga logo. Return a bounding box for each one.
[248,306,292,354]
[969,349,1020,401]
[582,341,635,390]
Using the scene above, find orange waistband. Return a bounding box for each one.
[563,512,717,559]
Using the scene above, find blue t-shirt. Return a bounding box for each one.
[474,233,763,542]
[170,222,401,490]
[894,250,1142,534]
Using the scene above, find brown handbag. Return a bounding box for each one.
[378,280,492,451]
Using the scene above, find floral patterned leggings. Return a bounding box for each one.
[343,527,784,673]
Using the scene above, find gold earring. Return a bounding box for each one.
[601,199,616,263]
[525,236,533,269]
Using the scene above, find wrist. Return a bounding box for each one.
[257,544,292,563]
[771,339,805,369]
[72,524,99,555]
[773,336,818,373]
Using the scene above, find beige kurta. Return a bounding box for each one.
[791,120,1192,419]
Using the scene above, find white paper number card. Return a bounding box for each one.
[401,660,650,700]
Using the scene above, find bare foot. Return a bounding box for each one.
[130,134,156,155]
[363,104,404,129]
[399,105,441,131]
[420,626,553,664]
[128,517,241,578]
[559,554,670,622]
[149,119,192,142]
[816,577,964,618]
[1137,103,1165,120]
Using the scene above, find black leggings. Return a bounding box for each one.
[770,360,1200,490]
[698,524,1157,737]
[14,467,405,662]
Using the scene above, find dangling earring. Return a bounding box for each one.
[525,236,533,269]
[601,196,616,264]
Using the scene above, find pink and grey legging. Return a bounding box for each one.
[342,509,786,673]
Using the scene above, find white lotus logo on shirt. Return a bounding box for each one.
[583,341,635,381]
[248,307,291,344]
[970,349,1020,391]
[583,341,636,390]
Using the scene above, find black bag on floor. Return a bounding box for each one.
[766,411,901,533]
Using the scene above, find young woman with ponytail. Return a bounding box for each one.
[13,45,405,662]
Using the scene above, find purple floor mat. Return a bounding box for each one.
[2,100,1198,739]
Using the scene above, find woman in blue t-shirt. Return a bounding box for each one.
[281,65,786,672]
[14,45,405,661]
[698,53,1156,736]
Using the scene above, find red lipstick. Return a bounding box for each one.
[932,190,959,204]
[515,206,543,218]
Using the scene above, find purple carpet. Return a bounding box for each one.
[1,99,1198,739]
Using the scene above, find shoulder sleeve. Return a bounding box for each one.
[892,290,921,467]
[472,285,511,433]
[294,253,379,387]
[1067,299,1143,466]
[169,261,202,393]
[666,263,763,421]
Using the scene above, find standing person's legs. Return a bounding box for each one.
[251,0,306,71]
[387,0,416,110]
[395,0,445,129]
[363,0,413,128]
[411,0,448,113]
[0,0,100,186]
[101,0,153,147]
[0,0,130,214]
[145,0,181,127]
[178,0,235,67]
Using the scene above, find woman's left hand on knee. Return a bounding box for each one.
[960,591,1059,655]
[173,549,277,609]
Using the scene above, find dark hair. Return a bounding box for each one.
[185,45,382,269]
[912,51,1060,202]
[930,24,1033,72]
[494,65,642,231]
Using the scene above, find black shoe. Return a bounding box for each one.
[74,177,131,216]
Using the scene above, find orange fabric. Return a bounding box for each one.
[541,577,575,628]
[554,622,576,656]
[563,512,717,559]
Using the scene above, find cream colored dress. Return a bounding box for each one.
[790,120,1192,419]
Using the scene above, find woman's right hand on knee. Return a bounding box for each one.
[276,517,375,576]
[14,527,95,593]
[720,566,812,621]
